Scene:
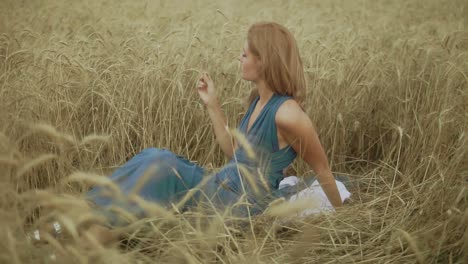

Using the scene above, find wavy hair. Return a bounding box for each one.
[246,22,307,108]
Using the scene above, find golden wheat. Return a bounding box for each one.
[0,0,466,263]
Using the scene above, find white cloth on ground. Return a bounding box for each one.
[278,176,351,217]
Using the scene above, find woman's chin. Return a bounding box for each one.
[240,75,252,82]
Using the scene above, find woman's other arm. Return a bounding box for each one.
[276,100,343,208]
[206,101,236,159]
[197,73,236,159]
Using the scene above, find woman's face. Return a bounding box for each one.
[239,41,261,82]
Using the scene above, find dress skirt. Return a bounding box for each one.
[86,148,266,226]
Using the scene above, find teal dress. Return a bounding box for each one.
[87,94,297,225]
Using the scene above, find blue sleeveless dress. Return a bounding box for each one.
[86,94,297,225]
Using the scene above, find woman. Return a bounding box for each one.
[31,22,343,245]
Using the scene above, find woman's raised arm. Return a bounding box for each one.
[197,73,236,159]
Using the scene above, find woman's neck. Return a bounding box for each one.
[255,79,274,105]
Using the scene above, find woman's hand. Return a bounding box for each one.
[197,72,218,108]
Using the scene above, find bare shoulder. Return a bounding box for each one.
[275,99,307,129]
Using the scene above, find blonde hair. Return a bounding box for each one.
[246,22,307,108]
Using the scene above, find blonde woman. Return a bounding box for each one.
[31,22,343,245]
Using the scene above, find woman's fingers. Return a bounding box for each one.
[201,72,211,81]
[198,72,210,86]
[198,77,207,86]
[197,72,212,92]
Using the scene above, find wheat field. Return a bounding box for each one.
[0,0,467,263]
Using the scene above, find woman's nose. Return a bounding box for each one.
[238,53,243,62]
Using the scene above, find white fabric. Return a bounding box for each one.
[33,230,40,241]
[278,175,299,189]
[279,176,351,217]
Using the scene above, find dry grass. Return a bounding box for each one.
[0,0,467,263]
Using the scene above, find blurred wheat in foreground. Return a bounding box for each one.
[0,0,466,263]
